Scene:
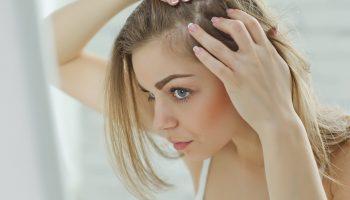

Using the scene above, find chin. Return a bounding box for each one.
[182,149,212,162]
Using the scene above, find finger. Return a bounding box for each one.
[187,23,237,67]
[192,46,237,85]
[226,9,268,46]
[211,17,254,52]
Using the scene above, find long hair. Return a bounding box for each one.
[103,0,350,199]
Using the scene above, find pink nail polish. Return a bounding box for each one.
[226,8,235,14]
[211,17,220,23]
[193,46,202,55]
[188,23,197,33]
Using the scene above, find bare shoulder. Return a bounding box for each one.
[181,156,204,194]
[329,139,350,200]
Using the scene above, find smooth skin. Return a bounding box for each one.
[49,0,350,199]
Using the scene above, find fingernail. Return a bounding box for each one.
[187,23,197,33]
[211,17,220,23]
[193,46,202,55]
[171,0,179,4]
[226,8,235,14]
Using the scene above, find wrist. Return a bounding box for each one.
[257,110,305,137]
[258,112,307,145]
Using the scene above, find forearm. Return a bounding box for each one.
[47,0,138,65]
[259,117,327,200]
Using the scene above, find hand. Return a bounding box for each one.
[187,9,296,136]
[160,0,191,6]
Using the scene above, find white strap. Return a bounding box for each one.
[194,157,212,200]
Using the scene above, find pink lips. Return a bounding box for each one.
[173,141,193,150]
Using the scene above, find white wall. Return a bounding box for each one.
[0,0,64,200]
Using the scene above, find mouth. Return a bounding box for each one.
[173,140,193,151]
[168,137,193,144]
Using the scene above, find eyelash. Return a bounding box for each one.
[147,87,193,104]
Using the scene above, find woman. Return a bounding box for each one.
[50,0,350,199]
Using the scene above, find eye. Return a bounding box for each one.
[170,87,192,103]
[147,87,193,104]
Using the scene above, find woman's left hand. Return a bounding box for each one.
[188,9,297,136]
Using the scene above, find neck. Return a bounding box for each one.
[215,123,265,169]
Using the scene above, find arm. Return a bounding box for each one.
[45,0,138,114]
[259,115,328,200]
[46,0,189,113]
[48,0,139,65]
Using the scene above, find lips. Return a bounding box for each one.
[168,138,193,144]
[173,141,193,151]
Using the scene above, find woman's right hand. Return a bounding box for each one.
[160,0,191,6]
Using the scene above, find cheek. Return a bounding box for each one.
[184,84,241,160]
[192,84,239,142]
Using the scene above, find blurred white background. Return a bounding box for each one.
[38,0,350,200]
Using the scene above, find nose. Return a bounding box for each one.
[152,99,178,132]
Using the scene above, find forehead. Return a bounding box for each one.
[131,39,208,86]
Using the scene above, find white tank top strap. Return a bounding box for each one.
[194,157,212,200]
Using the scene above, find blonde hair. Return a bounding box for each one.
[103,0,350,199]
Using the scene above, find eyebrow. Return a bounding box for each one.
[137,74,195,92]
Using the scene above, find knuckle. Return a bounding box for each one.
[247,17,260,28]
[230,20,245,32]
[237,20,245,27]
[235,20,245,28]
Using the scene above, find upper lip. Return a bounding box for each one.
[168,137,193,144]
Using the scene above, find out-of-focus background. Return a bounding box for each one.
[1,0,349,200]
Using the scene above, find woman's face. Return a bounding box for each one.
[132,39,248,161]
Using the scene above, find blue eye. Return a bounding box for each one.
[147,87,192,104]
